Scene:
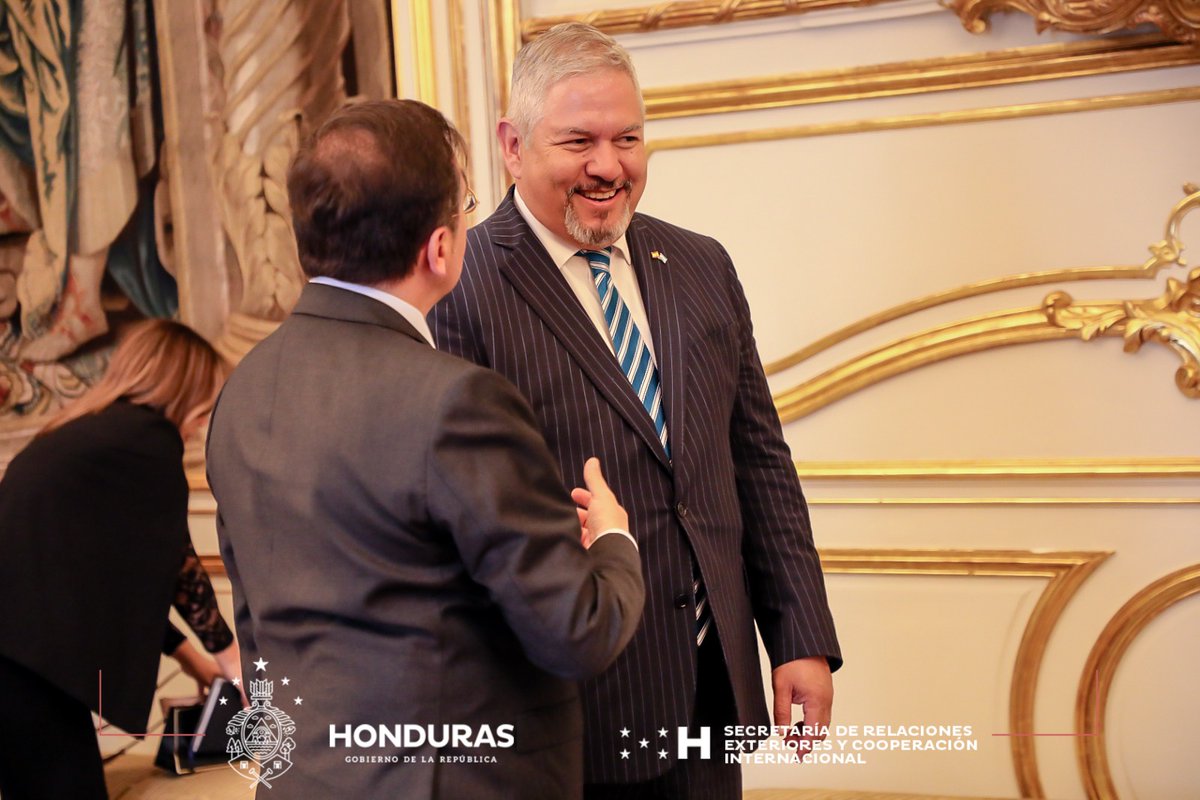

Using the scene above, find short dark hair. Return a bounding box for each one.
[287,99,466,284]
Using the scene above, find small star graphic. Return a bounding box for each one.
[294,696,303,705]
[281,677,290,686]
[658,728,668,737]
[231,677,241,686]
[253,658,269,672]
[658,749,668,759]
[639,739,649,748]
[619,728,630,738]
[619,749,630,759]
[218,696,228,705]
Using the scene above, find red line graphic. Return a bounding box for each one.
[96,670,203,738]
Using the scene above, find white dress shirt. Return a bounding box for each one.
[514,189,658,364]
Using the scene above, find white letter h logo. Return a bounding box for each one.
[677,726,710,760]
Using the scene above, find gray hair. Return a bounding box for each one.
[506,23,644,139]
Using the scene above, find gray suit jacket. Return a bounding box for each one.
[207,283,644,799]
[431,191,841,782]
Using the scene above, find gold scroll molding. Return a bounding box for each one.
[810,497,1200,506]
[1044,274,1200,398]
[521,0,907,40]
[198,545,1108,795]
[491,6,1200,143]
[643,34,1200,120]
[820,549,1110,799]
[947,0,1200,44]
[520,0,1200,42]
[648,85,1200,156]
[771,183,1200,423]
[744,792,1010,800]
[774,270,1200,421]
[795,457,1200,479]
[766,184,1199,376]
[798,457,1200,504]
[1075,564,1200,800]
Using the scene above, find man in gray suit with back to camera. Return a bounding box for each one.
[206,99,644,799]
[432,23,842,799]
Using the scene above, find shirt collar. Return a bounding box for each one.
[513,188,630,270]
[307,277,435,347]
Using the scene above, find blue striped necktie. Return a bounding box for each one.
[578,248,711,646]
[579,248,669,457]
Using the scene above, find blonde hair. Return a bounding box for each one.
[41,319,228,436]
[506,22,643,139]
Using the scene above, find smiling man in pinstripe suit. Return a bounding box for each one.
[431,23,842,799]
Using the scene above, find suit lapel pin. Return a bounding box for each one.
[650,250,668,264]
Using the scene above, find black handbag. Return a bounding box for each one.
[154,677,243,774]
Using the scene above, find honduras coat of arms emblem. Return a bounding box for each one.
[226,677,297,788]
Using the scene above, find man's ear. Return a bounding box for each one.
[497,119,522,179]
[422,225,454,279]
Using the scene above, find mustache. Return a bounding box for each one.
[568,180,633,197]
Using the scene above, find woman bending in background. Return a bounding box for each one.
[0,319,240,800]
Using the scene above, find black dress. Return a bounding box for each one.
[0,400,214,798]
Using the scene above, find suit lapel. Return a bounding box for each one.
[626,217,688,464]
[491,196,671,469]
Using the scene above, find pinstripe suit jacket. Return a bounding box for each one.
[431,191,841,783]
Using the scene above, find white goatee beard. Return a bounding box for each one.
[564,190,633,248]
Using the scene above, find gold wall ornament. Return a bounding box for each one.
[648,85,1200,157]
[946,0,1200,43]
[644,34,1200,120]
[774,305,1079,422]
[794,455,1200,502]
[1075,564,1200,800]
[822,549,1110,799]
[794,457,1200,479]
[771,184,1200,421]
[1043,266,1200,399]
[521,0,909,41]
[743,792,1011,800]
[772,285,1199,422]
[809,497,1200,505]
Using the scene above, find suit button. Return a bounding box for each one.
[674,593,689,609]
[675,502,688,518]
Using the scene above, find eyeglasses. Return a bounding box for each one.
[460,187,478,216]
